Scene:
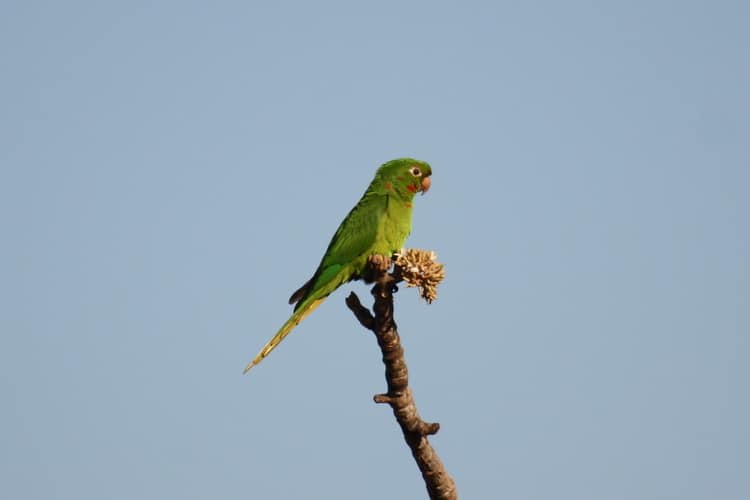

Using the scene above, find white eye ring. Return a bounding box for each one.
[410,166,421,177]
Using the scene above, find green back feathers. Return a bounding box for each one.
[290,158,433,308]
[244,158,432,373]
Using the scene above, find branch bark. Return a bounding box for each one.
[345,255,458,500]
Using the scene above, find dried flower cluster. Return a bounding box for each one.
[393,249,445,303]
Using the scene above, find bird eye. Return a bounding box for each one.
[410,166,421,177]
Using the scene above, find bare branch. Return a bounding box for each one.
[345,252,457,500]
[344,292,374,330]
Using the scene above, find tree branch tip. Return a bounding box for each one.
[345,292,375,330]
[424,422,441,435]
[373,394,393,404]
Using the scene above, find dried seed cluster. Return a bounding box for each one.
[394,249,445,303]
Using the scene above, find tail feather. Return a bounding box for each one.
[288,276,314,306]
[243,297,325,374]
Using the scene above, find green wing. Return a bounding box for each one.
[289,189,387,309]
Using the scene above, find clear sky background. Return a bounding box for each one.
[2,2,748,499]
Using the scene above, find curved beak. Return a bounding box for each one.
[421,176,431,194]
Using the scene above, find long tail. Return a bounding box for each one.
[243,297,326,374]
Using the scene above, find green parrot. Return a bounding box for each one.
[243,158,432,373]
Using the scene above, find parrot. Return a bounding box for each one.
[243,158,432,373]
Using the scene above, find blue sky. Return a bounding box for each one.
[2,1,748,499]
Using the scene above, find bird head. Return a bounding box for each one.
[376,158,432,197]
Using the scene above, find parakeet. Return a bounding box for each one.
[243,158,432,373]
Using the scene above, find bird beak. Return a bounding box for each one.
[421,176,431,194]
